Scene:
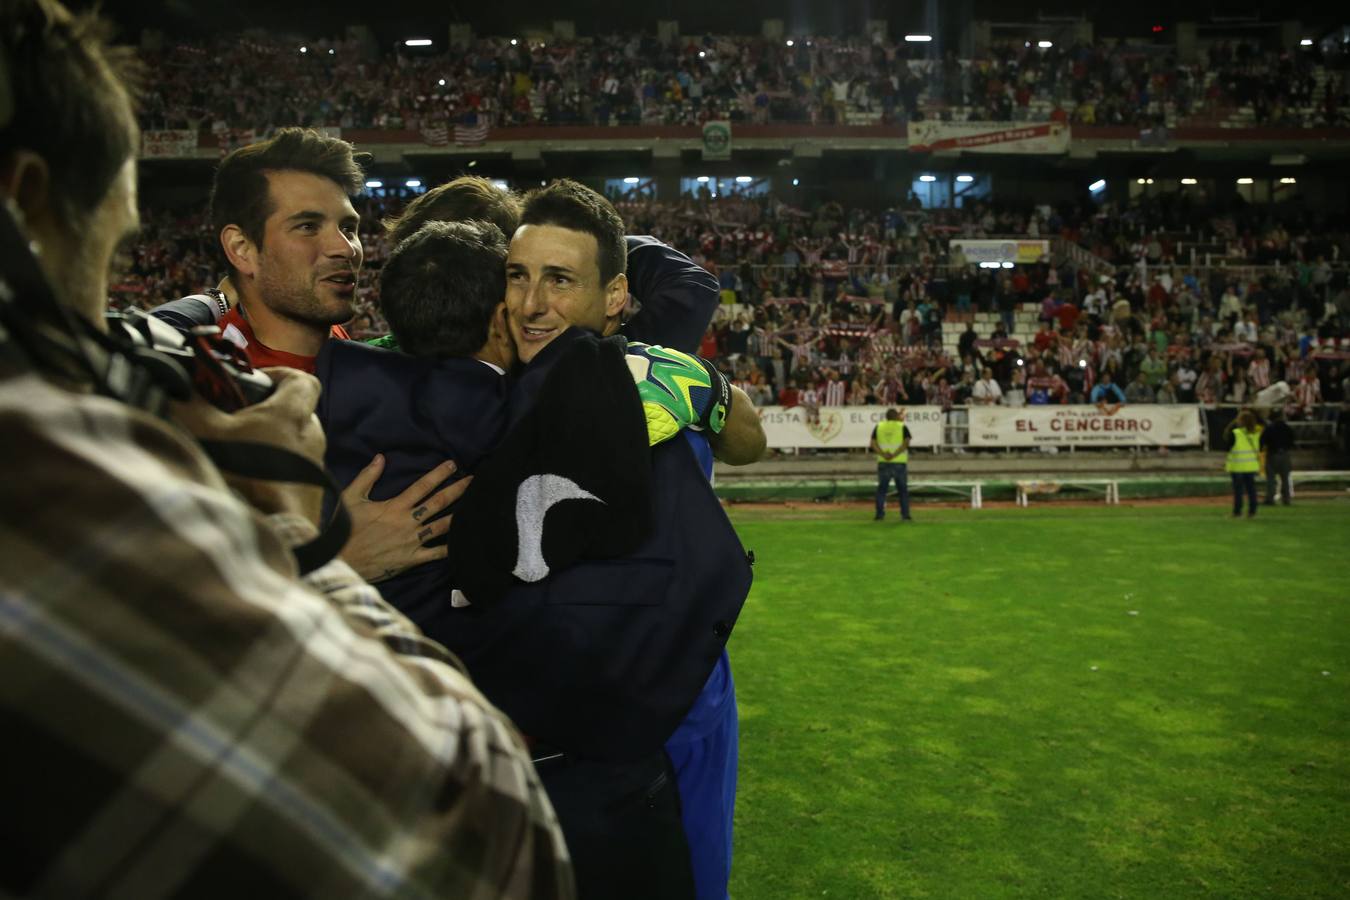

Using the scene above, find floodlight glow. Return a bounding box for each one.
[956,174,974,183]
[405,179,422,188]
[364,180,383,188]
[792,178,800,186]
[623,177,640,184]
[905,34,933,42]
[510,39,518,46]
[1089,179,1106,192]
[786,40,794,47]
[698,51,706,58]
[1180,178,1198,185]
[328,49,334,55]
[919,175,937,182]
[1145,178,1155,185]
[696,176,710,183]
[736,176,753,183]
[299,46,308,54]
[1136,178,1146,185]
[405,39,433,47]
[1016,358,1025,367]
[1038,41,1053,48]
[1001,261,1015,269]
[1300,38,1313,47]
[1280,177,1297,184]
[438,79,446,86]
[1079,359,1087,368]
[1237,177,1254,184]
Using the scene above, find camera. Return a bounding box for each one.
[107,308,274,412]
[0,196,272,414]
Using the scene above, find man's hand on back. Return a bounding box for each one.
[340,456,471,583]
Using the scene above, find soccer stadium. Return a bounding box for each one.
[3,0,1348,897]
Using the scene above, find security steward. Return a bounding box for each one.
[870,408,912,521]
[1223,409,1262,518]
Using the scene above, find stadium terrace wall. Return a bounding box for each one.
[150,124,1350,160]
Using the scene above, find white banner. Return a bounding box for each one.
[950,239,1050,265]
[757,405,944,449]
[140,129,200,158]
[967,405,1203,447]
[908,121,1070,154]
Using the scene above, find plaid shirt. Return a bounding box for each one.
[1,369,573,900]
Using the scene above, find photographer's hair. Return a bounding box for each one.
[209,128,367,273]
[0,0,140,231]
[518,179,626,285]
[380,220,507,359]
[384,176,521,248]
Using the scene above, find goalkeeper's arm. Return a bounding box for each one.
[626,343,765,465]
[709,383,766,465]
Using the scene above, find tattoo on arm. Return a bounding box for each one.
[412,506,427,521]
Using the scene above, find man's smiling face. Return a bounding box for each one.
[504,223,624,364]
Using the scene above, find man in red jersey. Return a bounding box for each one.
[210,128,364,373]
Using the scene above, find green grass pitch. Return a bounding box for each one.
[724,499,1350,899]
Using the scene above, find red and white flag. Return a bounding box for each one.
[421,123,449,146]
[454,118,490,145]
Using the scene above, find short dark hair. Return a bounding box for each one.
[209,128,368,272]
[0,0,140,230]
[384,176,521,248]
[379,220,507,359]
[518,179,626,285]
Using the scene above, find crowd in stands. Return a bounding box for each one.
[116,186,1350,427]
[137,31,1350,135]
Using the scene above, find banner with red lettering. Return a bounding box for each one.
[967,405,1203,447]
[908,121,1071,155]
[757,405,944,449]
[140,130,201,158]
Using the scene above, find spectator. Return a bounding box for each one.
[972,366,1003,405]
[1125,371,1155,404]
[1157,373,1182,404]
[1091,371,1127,406]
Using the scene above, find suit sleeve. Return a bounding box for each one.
[621,235,720,353]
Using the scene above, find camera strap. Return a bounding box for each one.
[197,439,352,576]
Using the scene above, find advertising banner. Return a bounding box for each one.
[967,405,1203,447]
[702,120,732,160]
[950,239,1051,265]
[140,130,200,158]
[908,121,1070,154]
[757,405,944,449]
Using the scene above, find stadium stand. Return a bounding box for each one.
[137,33,1350,132]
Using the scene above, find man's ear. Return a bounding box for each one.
[0,150,55,235]
[221,224,258,278]
[604,272,628,319]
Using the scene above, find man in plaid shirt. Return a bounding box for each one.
[0,3,571,897]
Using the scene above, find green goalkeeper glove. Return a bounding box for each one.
[624,342,732,447]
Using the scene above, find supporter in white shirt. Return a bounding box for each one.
[972,367,1004,405]
[1234,315,1258,343]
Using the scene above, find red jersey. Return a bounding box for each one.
[218,307,350,375]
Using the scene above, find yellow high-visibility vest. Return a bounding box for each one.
[1225,428,1260,474]
[875,420,909,464]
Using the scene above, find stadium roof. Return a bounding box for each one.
[83,0,1345,44]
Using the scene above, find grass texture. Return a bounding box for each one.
[724,499,1350,899]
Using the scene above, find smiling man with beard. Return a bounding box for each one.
[209,128,365,373]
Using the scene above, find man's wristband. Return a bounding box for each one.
[695,356,732,434]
